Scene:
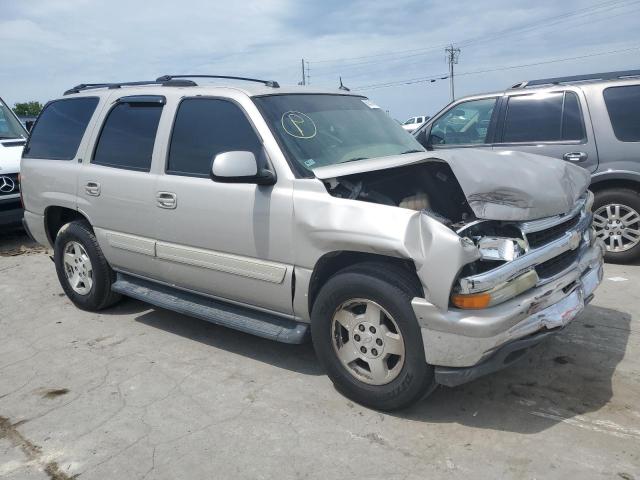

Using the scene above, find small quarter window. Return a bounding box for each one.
[93,97,164,171]
[23,97,99,160]
[604,85,640,142]
[167,98,261,177]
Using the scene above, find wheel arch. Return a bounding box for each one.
[306,250,424,317]
[590,172,640,193]
[44,206,92,246]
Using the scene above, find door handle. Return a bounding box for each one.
[563,152,588,163]
[156,191,177,209]
[85,181,101,196]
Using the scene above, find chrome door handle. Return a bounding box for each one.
[85,181,101,196]
[563,152,588,162]
[156,192,177,209]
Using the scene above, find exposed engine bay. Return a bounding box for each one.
[322,161,536,277]
[323,162,475,228]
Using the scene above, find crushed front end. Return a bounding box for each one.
[412,192,605,386]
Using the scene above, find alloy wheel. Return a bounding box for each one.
[63,241,94,295]
[593,203,640,253]
[331,299,405,386]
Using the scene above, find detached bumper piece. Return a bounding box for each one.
[434,329,557,387]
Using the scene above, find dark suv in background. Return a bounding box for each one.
[414,70,640,263]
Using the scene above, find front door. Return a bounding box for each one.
[423,97,499,151]
[154,97,295,316]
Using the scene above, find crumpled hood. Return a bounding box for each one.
[312,149,591,221]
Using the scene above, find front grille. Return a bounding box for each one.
[0,173,19,197]
[0,198,21,212]
[526,213,580,249]
[535,248,579,279]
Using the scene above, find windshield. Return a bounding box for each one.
[254,94,424,173]
[0,98,28,140]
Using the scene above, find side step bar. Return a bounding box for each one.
[111,273,309,344]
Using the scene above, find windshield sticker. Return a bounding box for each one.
[281,111,317,139]
[304,159,316,167]
[362,99,381,109]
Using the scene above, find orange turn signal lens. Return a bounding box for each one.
[451,292,492,309]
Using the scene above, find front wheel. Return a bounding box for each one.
[593,188,640,263]
[311,263,435,411]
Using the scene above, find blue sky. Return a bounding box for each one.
[1,0,639,120]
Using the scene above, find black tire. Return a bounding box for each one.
[311,262,435,411]
[593,188,640,264]
[54,220,121,311]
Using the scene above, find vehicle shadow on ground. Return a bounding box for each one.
[119,297,631,434]
[122,301,323,376]
[396,305,631,434]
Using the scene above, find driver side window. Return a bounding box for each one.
[429,98,497,146]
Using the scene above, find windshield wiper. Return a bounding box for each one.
[400,149,423,154]
[342,157,369,163]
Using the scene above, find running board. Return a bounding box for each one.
[111,273,309,344]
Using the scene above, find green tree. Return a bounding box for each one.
[12,101,43,117]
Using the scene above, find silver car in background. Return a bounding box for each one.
[21,75,603,410]
[414,70,640,263]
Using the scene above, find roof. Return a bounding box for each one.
[61,75,357,98]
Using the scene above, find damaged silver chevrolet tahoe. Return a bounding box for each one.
[21,76,604,410]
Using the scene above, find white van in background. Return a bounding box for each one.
[0,97,28,228]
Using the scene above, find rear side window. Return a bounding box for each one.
[167,98,261,177]
[24,97,98,160]
[93,97,164,172]
[502,91,584,143]
[604,85,640,142]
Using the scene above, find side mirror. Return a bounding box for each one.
[211,151,276,185]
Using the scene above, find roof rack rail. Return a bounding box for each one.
[63,78,197,96]
[510,69,640,89]
[156,75,280,88]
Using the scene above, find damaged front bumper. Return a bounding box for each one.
[411,237,604,384]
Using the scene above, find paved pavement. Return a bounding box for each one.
[0,230,639,479]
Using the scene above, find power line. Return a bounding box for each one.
[353,45,640,91]
[310,2,640,82]
[311,0,639,69]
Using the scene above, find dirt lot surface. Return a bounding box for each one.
[0,231,638,479]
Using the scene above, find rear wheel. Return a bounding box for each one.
[311,263,435,411]
[593,188,640,263]
[54,220,121,311]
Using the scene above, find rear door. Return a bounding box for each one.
[492,89,599,172]
[78,94,165,279]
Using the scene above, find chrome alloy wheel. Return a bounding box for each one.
[63,241,94,295]
[593,204,640,253]
[331,299,405,386]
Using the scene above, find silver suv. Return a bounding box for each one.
[21,75,604,410]
[414,70,640,263]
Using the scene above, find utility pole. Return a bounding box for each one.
[445,44,461,102]
[299,58,306,86]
